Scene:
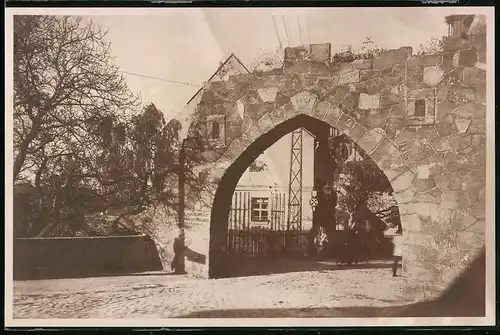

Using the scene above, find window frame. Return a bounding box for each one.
[251,197,270,222]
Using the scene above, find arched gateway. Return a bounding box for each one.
[181,27,487,303]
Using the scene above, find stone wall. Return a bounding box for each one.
[184,27,487,302]
[13,235,163,280]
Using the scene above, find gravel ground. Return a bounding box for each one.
[12,262,412,319]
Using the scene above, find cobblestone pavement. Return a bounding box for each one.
[13,263,412,319]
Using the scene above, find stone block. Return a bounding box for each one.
[474,83,486,103]
[383,117,406,139]
[392,170,416,193]
[431,137,451,152]
[408,54,443,68]
[358,93,380,110]
[435,169,467,191]
[256,114,275,134]
[452,103,486,119]
[448,86,476,103]
[359,70,381,81]
[450,210,478,231]
[452,48,478,67]
[380,64,405,86]
[384,164,410,183]
[267,102,288,125]
[464,220,485,234]
[284,60,330,76]
[284,45,310,62]
[278,74,303,97]
[402,214,422,231]
[440,191,462,209]
[312,101,333,120]
[460,134,486,156]
[358,77,388,94]
[414,178,437,192]
[330,62,355,76]
[357,128,385,154]
[338,70,360,84]
[300,75,318,89]
[461,170,486,191]
[394,187,417,204]
[442,37,473,53]
[315,76,339,93]
[406,66,424,82]
[335,113,356,134]
[423,66,445,86]
[370,138,402,171]
[250,76,281,90]
[462,67,486,86]
[414,188,442,204]
[456,231,480,251]
[323,105,343,126]
[324,85,350,106]
[449,134,472,152]
[405,231,437,249]
[290,91,318,114]
[257,87,278,103]
[402,138,436,162]
[341,91,360,112]
[275,92,291,109]
[408,87,436,99]
[436,114,459,137]
[348,123,367,142]
[372,47,412,69]
[310,43,331,63]
[352,59,373,70]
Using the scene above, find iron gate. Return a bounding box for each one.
[227,191,309,257]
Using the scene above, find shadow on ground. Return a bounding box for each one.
[223,256,393,278]
[183,248,486,318]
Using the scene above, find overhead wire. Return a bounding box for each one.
[282,15,291,47]
[121,70,202,88]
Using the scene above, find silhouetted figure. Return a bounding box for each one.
[384,224,403,277]
[171,232,185,273]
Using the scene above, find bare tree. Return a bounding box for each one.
[13,15,139,236]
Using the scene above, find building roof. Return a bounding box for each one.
[186,53,251,105]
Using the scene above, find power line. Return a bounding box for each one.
[297,16,304,45]
[121,71,202,88]
[306,17,311,44]
[272,15,283,50]
[282,15,291,47]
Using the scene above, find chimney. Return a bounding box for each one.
[445,15,475,38]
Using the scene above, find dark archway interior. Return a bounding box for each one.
[208,114,398,278]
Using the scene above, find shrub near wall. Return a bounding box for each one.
[13,235,163,280]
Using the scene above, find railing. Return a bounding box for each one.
[227,191,309,256]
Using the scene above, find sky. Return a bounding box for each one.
[85,7,479,188]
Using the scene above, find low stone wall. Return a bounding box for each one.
[13,235,163,280]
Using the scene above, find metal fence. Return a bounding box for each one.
[227,191,309,257]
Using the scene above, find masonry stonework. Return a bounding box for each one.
[183,26,487,302]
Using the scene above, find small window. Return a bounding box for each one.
[212,120,220,140]
[251,197,269,222]
[414,99,426,117]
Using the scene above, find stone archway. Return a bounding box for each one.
[184,42,487,303]
[207,95,410,276]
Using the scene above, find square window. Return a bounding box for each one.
[251,197,270,222]
[414,99,426,117]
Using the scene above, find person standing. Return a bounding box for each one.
[384,223,403,277]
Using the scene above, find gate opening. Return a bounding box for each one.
[209,114,401,278]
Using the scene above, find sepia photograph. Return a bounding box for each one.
[4,5,495,327]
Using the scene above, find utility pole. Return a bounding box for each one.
[174,139,187,274]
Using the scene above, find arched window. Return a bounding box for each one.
[212,120,220,140]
